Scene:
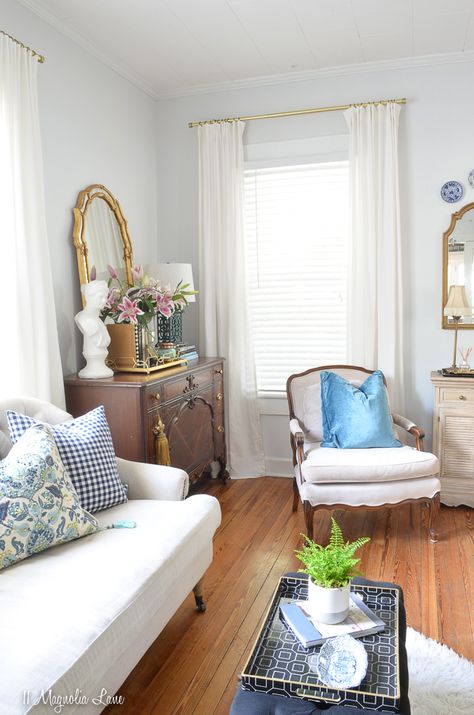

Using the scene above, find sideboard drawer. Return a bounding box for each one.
[440,388,474,404]
[148,367,213,404]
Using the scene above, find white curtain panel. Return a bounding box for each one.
[198,121,265,478]
[0,36,65,407]
[344,103,405,413]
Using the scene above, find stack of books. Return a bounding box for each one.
[280,593,385,648]
[177,344,199,362]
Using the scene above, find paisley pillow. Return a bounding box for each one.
[0,423,98,570]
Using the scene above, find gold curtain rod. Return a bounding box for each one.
[188,97,406,128]
[1,29,45,63]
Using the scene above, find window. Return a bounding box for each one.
[244,161,349,394]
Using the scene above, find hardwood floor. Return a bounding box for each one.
[106,477,474,715]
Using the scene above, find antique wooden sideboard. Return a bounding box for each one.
[64,357,228,486]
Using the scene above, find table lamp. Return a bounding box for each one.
[444,285,471,370]
[145,263,195,346]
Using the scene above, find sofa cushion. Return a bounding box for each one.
[320,370,401,449]
[0,423,98,570]
[0,494,221,713]
[300,443,439,484]
[7,406,127,513]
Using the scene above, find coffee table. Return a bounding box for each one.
[231,576,411,715]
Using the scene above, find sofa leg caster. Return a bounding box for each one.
[193,579,206,612]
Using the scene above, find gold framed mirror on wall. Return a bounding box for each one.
[72,184,133,291]
[442,202,474,329]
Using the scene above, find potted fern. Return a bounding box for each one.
[295,518,370,624]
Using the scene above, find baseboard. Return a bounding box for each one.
[265,457,292,478]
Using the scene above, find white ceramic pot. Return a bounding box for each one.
[307,579,350,624]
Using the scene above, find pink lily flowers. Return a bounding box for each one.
[116,296,144,324]
[98,264,196,327]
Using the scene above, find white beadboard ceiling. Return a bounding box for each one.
[15,0,474,97]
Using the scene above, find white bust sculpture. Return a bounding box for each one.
[75,280,114,379]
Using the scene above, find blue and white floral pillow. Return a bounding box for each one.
[7,406,127,513]
[0,423,98,570]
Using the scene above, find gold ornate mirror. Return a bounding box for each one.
[72,184,133,290]
[443,202,474,329]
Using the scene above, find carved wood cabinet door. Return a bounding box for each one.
[159,387,216,479]
[65,357,228,489]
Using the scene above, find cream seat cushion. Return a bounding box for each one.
[301,443,439,484]
[0,494,220,714]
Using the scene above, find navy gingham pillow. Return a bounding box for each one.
[6,406,127,513]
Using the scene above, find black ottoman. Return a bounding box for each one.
[231,578,410,715]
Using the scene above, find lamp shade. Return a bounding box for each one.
[444,285,471,317]
[145,263,196,303]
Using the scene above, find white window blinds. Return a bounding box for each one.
[244,161,349,393]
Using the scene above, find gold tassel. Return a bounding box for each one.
[154,416,171,466]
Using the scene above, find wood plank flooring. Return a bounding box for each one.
[105,477,474,715]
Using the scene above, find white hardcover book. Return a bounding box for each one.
[298,593,385,639]
[280,593,385,648]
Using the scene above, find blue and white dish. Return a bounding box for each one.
[468,170,474,189]
[310,634,368,689]
[441,181,464,203]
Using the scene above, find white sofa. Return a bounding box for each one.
[0,398,222,714]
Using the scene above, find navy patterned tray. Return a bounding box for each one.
[241,575,401,712]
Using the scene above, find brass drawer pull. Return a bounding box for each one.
[153,392,160,401]
[459,394,467,400]
[215,368,223,375]
[216,393,223,401]
[217,425,225,433]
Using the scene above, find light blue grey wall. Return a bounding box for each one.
[155,60,474,468]
[3,0,160,376]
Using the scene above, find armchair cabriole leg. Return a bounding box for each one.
[292,477,299,512]
[428,493,440,543]
[193,579,206,612]
[303,501,314,541]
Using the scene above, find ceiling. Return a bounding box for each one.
[18,0,474,97]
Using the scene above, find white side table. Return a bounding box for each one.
[431,371,474,507]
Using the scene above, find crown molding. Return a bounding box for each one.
[15,0,160,99]
[157,50,474,99]
[15,0,474,101]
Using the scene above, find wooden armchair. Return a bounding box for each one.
[286,365,441,542]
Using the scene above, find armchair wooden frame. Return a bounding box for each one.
[286,365,440,543]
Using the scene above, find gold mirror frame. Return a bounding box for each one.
[442,201,474,329]
[72,184,133,291]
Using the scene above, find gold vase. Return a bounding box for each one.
[106,323,154,372]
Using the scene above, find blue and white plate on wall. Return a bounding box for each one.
[441,181,464,203]
[468,170,474,189]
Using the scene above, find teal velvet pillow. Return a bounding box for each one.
[320,370,401,449]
